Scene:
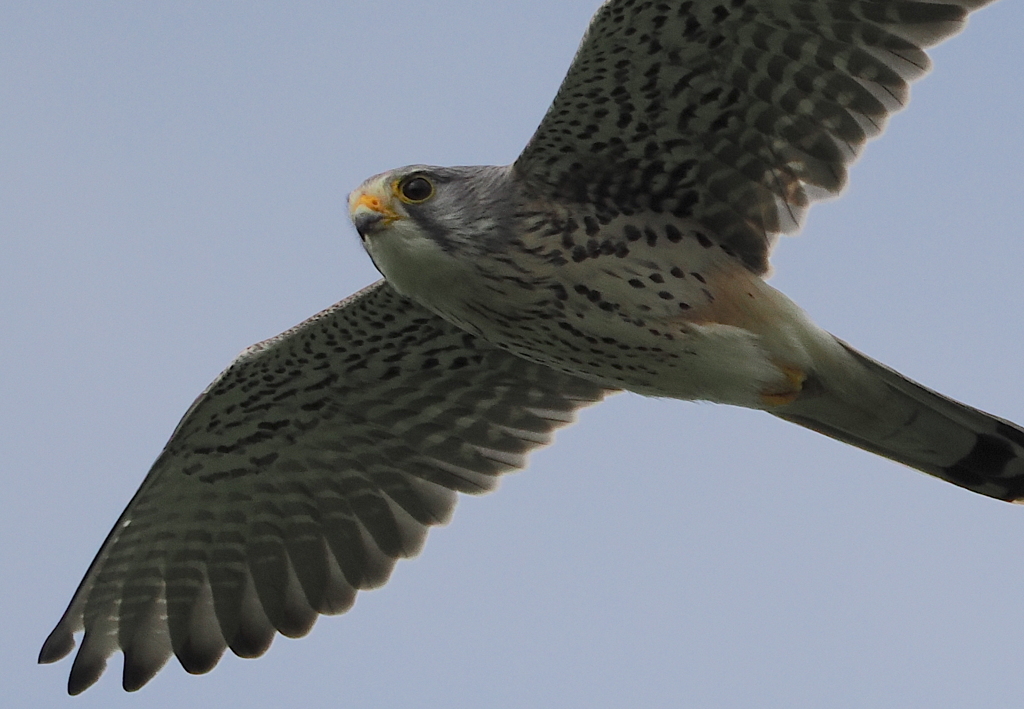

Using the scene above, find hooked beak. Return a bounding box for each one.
[349,190,400,240]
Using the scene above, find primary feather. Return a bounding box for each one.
[43,0,1020,694]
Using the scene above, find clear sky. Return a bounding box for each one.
[4,2,1024,707]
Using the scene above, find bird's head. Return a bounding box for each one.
[347,164,513,301]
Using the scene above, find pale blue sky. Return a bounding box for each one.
[4,2,1024,707]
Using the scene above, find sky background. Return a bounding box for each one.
[3,2,1024,707]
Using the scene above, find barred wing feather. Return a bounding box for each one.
[515,0,994,272]
[39,281,607,693]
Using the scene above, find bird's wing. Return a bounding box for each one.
[514,0,993,273]
[40,280,608,694]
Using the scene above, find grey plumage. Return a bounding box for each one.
[40,283,606,692]
[778,342,1024,500]
[515,0,992,272]
[42,0,1020,695]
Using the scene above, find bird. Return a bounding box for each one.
[40,0,1021,695]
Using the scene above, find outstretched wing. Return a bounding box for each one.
[40,281,607,694]
[514,0,993,273]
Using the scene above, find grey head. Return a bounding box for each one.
[349,164,517,255]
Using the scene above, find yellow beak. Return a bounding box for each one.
[349,189,400,238]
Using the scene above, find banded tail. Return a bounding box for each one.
[776,341,1024,502]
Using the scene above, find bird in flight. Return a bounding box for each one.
[41,0,1020,695]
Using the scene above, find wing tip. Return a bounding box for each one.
[67,650,107,696]
[122,656,169,693]
[38,624,75,665]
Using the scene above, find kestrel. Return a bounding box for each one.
[41,0,1021,695]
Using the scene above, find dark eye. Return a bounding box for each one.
[398,176,434,203]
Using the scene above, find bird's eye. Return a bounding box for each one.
[397,176,434,203]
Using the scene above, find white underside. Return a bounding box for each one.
[364,208,859,411]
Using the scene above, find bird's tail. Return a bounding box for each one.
[774,339,1024,502]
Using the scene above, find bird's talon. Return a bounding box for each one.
[761,365,806,407]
